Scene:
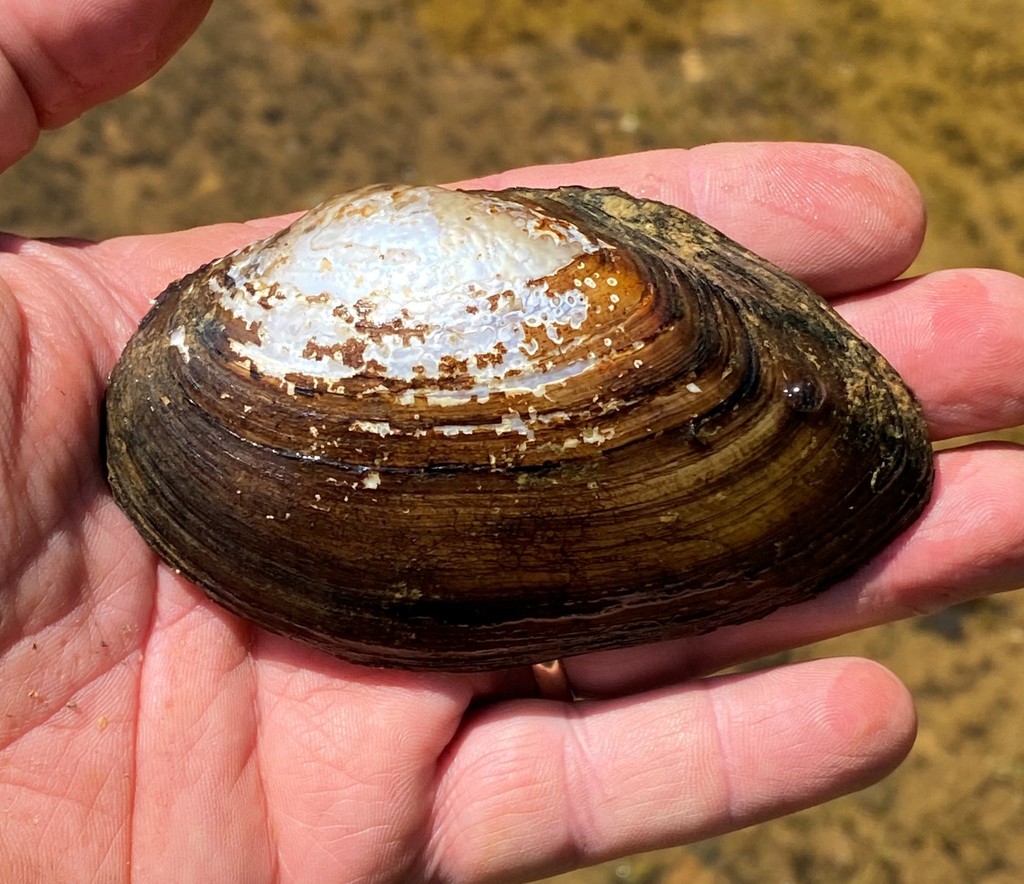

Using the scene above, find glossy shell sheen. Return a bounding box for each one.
[104,184,934,670]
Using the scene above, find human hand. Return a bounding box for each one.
[5,139,1022,882]
[5,6,1024,883]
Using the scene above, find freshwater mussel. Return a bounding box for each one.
[104,184,934,670]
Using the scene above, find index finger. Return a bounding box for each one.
[458,142,926,295]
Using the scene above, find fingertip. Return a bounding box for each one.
[714,656,916,783]
[0,0,213,135]
[0,51,40,171]
[685,142,926,292]
[704,657,916,830]
[822,657,917,773]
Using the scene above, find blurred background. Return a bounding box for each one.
[2,0,1022,880]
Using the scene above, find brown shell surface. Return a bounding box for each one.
[104,185,934,671]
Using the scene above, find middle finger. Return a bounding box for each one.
[834,267,1024,441]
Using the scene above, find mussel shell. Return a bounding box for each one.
[104,185,934,670]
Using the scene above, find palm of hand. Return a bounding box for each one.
[0,225,501,881]
[2,147,1023,883]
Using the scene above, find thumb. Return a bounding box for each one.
[0,0,212,171]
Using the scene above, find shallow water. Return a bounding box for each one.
[2,1,1022,880]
